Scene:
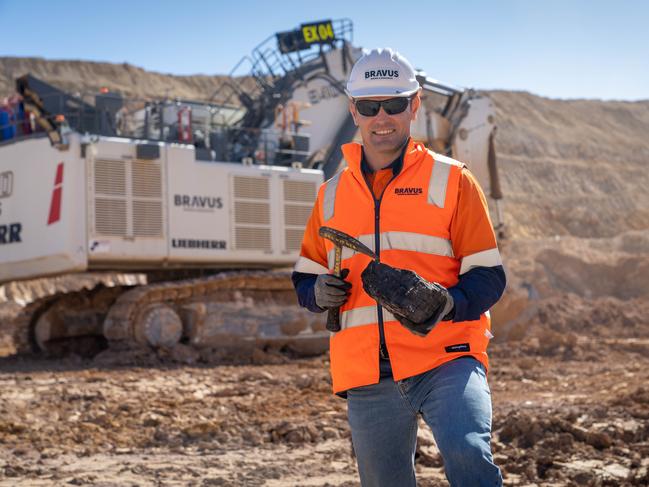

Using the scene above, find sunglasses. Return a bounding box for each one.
[354,97,411,117]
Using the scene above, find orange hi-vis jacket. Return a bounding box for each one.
[295,139,502,394]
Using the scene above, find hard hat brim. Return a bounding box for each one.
[345,85,420,100]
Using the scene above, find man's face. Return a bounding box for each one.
[349,93,421,155]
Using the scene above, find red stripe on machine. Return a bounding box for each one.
[54,162,64,185]
[47,162,64,225]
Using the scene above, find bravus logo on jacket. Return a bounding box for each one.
[394,187,423,195]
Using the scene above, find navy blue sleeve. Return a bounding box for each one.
[291,271,326,313]
[446,265,507,322]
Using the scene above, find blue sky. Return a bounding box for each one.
[0,0,647,100]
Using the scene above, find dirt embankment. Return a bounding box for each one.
[485,90,649,350]
[489,90,649,240]
[0,57,256,104]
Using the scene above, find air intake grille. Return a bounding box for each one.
[235,227,272,251]
[284,204,312,226]
[92,157,164,239]
[232,175,272,252]
[132,160,162,198]
[234,201,271,225]
[283,180,317,202]
[282,179,316,252]
[133,200,163,237]
[132,160,163,237]
[95,198,127,236]
[95,160,126,196]
[285,228,305,252]
[234,176,269,199]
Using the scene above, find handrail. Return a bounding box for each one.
[0,106,311,168]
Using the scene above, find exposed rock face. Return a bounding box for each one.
[489,90,649,240]
[0,56,253,103]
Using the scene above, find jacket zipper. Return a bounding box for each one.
[371,175,398,361]
[373,198,388,359]
[359,143,412,361]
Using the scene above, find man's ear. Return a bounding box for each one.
[349,99,359,126]
[410,90,422,121]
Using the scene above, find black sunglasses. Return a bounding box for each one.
[354,97,411,117]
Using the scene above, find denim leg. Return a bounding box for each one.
[411,357,502,487]
[347,363,418,487]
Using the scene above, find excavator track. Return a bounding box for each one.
[104,270,328,356]
[10,285,127,356]
[8,271,328,360]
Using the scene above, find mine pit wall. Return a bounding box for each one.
[488,91,649,342]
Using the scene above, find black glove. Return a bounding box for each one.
[361,261,454,336]
[314,269,351,310]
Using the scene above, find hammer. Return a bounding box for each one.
[318,226,377,332]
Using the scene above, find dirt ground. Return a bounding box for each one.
[0,329,648,486]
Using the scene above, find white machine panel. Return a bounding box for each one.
[166,147,321,266]
[166,145,233,262]
[0,134,87,281]
[86,137,168,264]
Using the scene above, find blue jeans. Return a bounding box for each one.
[346,357,502,486]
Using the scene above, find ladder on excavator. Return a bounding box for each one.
[209,18,355,131]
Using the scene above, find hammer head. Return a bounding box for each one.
[319,226,377,260]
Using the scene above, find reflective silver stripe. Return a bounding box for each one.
[459,248,502,275]
[327,231,453,268]
[327,233,374,269]
[293,256,329,274]
[380,231,453,258]
[323,172,342,221]
[341,306,398,330]
[428,153,461,208]
[382,309,397,323]
[341,305,377,329]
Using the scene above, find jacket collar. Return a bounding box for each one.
[341,138,426,181]
[360,143,406,176]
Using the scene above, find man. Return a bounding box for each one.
[292,48,505,486]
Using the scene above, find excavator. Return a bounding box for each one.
[0,19,501,359]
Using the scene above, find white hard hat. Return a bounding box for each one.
[345,48,420,99]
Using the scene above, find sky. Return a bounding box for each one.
[0,0,647,100]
